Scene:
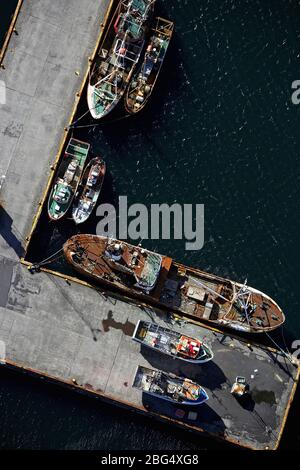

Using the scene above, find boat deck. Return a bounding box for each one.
[0,260,298,450]
[0,0,299,451]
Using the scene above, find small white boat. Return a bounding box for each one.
[133,365,209,405]
[132,320,213,363]
[125,17,174,114]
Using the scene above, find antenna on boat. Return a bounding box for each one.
[237,290,252,325]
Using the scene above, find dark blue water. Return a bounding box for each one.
[85,0,300,338]
[2,0,300,450]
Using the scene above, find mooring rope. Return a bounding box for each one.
[280,324,292,356]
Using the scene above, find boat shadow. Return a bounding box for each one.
[25,166,116,266]
[0,205,24,258]
[140,345,228,392]
[232,393,256,412]
[142,393,226,438]
[79,169,117,236]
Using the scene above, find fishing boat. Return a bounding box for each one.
[125,17,174,114]
[72,157,106,225]
[48,139,90,221]
[132,320,213,363]
[87,0,156,120]
[63,236,285,333]
[133,366,209,405]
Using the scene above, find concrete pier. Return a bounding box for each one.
[0,0,299,451]
[0,259,298,450]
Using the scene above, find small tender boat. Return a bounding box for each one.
[48,139,90,221]
[133,366,209,405]
[132,320,213,363]
[125,17,174,114]
[72,157,106,225]
[88,0,155,120]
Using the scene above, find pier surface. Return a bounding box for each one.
[0,0,299,451]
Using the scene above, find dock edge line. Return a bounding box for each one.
[20,257,290,356]
[0,356,273,451]
[22,0,117,255]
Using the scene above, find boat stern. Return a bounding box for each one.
[87,83,110,120]
[199,387,209,404]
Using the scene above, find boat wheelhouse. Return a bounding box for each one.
[88,0,155,120]
[63,235,285,334]
[132,320,213,363]
[125,17,174,113]
[133,366,209,405]
[48,139,90,221]
[72,157,106,225]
